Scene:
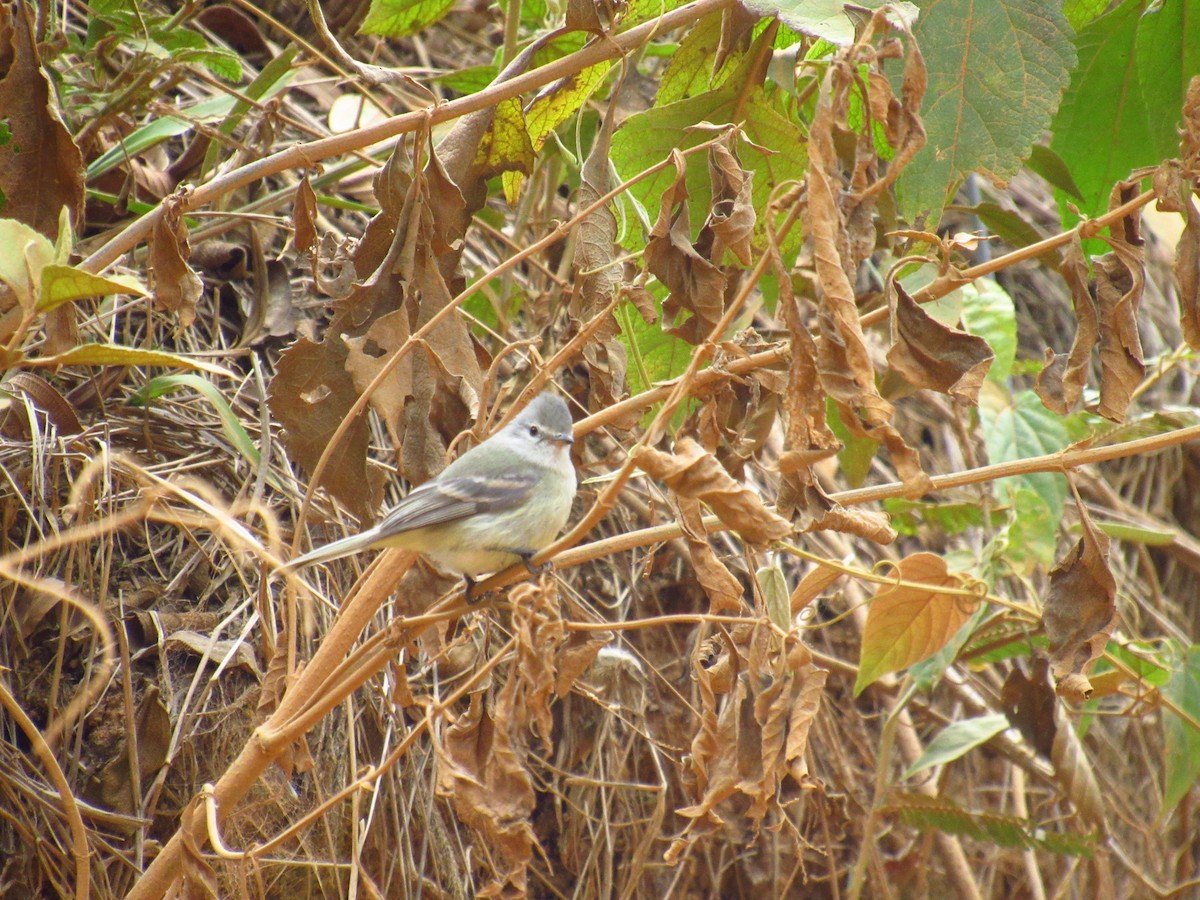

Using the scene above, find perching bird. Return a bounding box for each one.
[285,391,577,596]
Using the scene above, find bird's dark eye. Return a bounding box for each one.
[528,425,539,437]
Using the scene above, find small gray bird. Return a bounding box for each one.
[285,392,577,596]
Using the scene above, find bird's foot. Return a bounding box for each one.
[517,551,552,576]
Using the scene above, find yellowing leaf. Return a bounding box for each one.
[854,553,978,695]
[37,265,147,311]
[33,343,234,377]
[0,218,55,310]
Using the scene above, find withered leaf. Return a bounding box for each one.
[804,60,931,496]
[293,176,318,254]
[1000,656,1056,759]
[1036,237,1098,414]
[0,1,84,238]
[634,438,791,545]
[704,133,755,266]
[1154,161,1200,350]
[572,100,627,409]
[644,151,727,344]
[437,690,535,896]
[269,335,382,523]
[672,493,747,614]
[1089,249,1144,422]
[886,281,993,403]
[1042,506,1116,694]
[149,196,203,330]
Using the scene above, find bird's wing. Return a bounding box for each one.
[372,471,539,539]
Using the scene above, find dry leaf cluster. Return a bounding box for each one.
[2,2,1200,899]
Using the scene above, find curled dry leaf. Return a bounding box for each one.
[669,621,826,858]
[1042,506,1117,695]
[999,656,1106,829]
[886,281,993,403]
[293,176,318,255]
[149,195,204,330]
[644,150,728,344]
[704,132,755,266]
[633,437,792,545]
[804,45,931,497]
[1036,237,1099,415]
[1153,159,1200,350]
[437,689,536,896]
[572,100,627,409]
[1089,179,1147,423]
[671,492,746,615]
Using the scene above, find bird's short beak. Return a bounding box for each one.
[554,431,575,446]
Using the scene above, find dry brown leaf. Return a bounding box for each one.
[634,437,791,544]
[1036,237,1100,414]
[788,564,845,618]
[89,687,171,817]
[672,492,746,614]
[293,176,318,254]
[0,1,84,237]
[1154,160,1200,350]
[666,636,744,862]
[804,53,931,496]
[269,335,382,522]
[1182,74,1200,163]
[1042,505,1117,695]
[1088,180,1147,422]
[886,281,993,402]
[704,133,755,266]
[999,656,1105,828]
[437,691,536,896]
[510,579,568,748]
[149,196,203,330]
[644,150,728,344]
[1000,656,1056,758]
[572,100,627,409]
[1089,249,1144,422]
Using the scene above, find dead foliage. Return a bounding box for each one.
[3,2,1200,899]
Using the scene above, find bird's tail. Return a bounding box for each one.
[280,530,377,571]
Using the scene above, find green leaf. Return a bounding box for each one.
[617,294,691,396]
[1025,143,1084,201]
[37,266,147,311]
[130,374,261,467]
[656,11,731,105]
[827,398,878,488]
[1162,645,1200,816]
[1050,0,1199,227]
[902,713,1010,779]
[1094,520,1176,546]
[960,279,1016,382]
[978,386,1068,515]
[899,0,1076,222]
[360,0,457,37]
[883,498,987,537]
[885,792,1098,856]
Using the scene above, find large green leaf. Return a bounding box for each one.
[1162,645,1200,816]
[978,386,1068,514]
[899,0,1076,221]
[1050,0,1200,225]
